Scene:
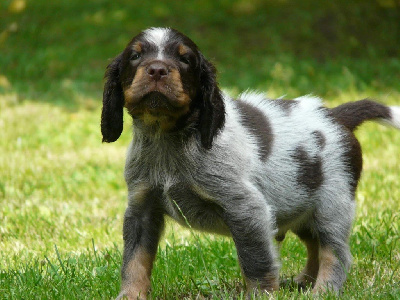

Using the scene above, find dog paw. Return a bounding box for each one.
[294,272,316,291]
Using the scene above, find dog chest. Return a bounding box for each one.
[163,183,230,235]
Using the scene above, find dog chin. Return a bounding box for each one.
[141,91,172,110]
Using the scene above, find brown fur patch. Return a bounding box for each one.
[313,247,337,293]
[169,68,191,108]
[132,42,142,53]
[178,44,190,56]
[121,247,154,300]
[236,100,273,161]
[331,99,391,131]
[141,114,180,131]
[124,67,146,106]
[291,146,324,192]
[295,239,320,287]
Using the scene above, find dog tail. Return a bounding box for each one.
[331,99,400,131]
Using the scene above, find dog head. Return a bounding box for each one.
[101,27,225,149]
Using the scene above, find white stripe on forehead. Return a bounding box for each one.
[143,27,171,59]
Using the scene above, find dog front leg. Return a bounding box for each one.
[117,189,164,300]
[222,192,279,295]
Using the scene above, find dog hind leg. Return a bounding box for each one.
[293,229,320,289]
[312,200,354,294]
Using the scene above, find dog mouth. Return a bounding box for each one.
[126,91,183,118]
[126,90,191,130]
[142,91,171,110]
[123,74,192,126]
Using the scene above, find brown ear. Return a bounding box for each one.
[197,55,225,149]
[101,54,124,143]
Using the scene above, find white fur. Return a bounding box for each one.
[388,106,400,129]
[143,27,170,59]
[225,92,354,234]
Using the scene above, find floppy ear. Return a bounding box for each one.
[101,54,124,143]
[197,55,225,149]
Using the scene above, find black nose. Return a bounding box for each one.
[147,62,169,81]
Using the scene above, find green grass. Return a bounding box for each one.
[1,0,400,299]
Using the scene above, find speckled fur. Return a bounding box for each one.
[102,28,400,299]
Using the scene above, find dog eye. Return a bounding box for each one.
[130,52,141,61]
[179,55,190,65]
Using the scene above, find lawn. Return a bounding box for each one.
[1,0,399,299]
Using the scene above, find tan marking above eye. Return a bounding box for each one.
[132,42,142,53]
[178,44,190,56]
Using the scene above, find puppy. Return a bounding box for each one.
[101,27,400,299]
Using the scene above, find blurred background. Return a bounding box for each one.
[1,0,400,106]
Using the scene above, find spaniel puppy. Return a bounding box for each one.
[101,27,400,299]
